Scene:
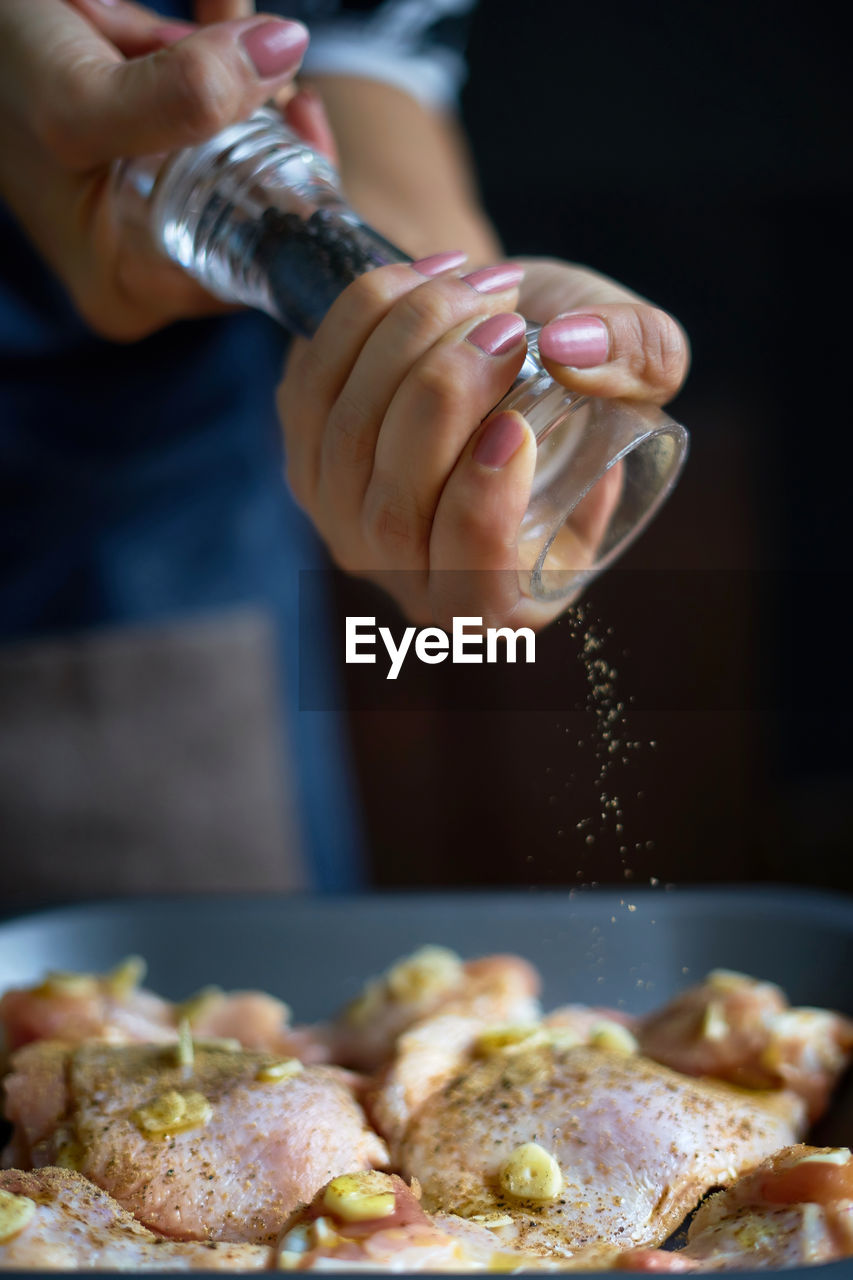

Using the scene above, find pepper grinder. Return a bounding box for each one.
[115,107,688,603]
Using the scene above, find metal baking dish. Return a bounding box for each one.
[0,886,851,1277]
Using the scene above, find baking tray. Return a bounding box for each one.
[0,886,851,1277]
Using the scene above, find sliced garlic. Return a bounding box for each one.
[589,1021,639,1054]
[470,1213,514,1228]
[699,1000,730,1042]
[255,1059,303,1085]
[0,1189,36,1243]
[322,1172,396,1222]
[499,1142,563,1202]
[132,1089,212,1136]
[475,1026,544,1056]
[278,1223,311,1270]
[706,969,752,991]
[175,1018,194,1072]
[311,1217,340,1249]
[36,971,97,998]
[489,1251,523,1271]
[105,956,147,996]
[794,1148,851,1166]
[386,946,463,1003]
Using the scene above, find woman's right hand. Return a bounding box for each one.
[0,0,312,339]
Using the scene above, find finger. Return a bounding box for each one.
[67,0,196,55]
[537,302,690,404]
[361,311,528,573]
[283,87,338,163]
[280,259,446,517]
[428,410,545,629]
[316,263,523,545]
[41,15,309,168]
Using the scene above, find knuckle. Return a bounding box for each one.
[31,76,85,166]
[395,283,461,342]
[167,45,236,138]
[633,308,688,392]
[351,264,417,305]
[363,477,430,562]
[326,391,375,468]
[451,505,503,559]
[409,361,458,420]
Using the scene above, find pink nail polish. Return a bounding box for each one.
[462,263,524,295]
[466,313,526,356]
[538,314,610,368]
[410,251,469,277]
[473,412,526,469]
[240,20,309,79]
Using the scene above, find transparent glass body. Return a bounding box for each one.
[116,108,688,602]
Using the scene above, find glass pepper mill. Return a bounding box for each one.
[115,107,688,603]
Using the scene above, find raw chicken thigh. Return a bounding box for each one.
[0,1168,268,1270]
[396,1038,807,1257]
[330,946,541,1071]
[2,945,852,1274]
[3,1039,387,1243]
[637,970,853,1120]
[620,1145,853,1271]
[275,1170,555,1272]
[0,959,329,1064]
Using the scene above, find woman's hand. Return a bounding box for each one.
[0,0,312,339]
[523,258,689,404]
[279,256,689,629]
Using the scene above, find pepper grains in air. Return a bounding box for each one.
[553,601,663,887]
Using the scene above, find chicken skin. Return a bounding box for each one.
[275,1170,562,1272]
[330,947,541,1072]
[637,970,853,1121]
[0,959,328,1065]
[620,1145,853,1271]
[0,1168,268,1270]
[397,1039,807,1258]
[3,1040,388,1244]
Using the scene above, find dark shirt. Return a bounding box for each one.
[0,0,474,892]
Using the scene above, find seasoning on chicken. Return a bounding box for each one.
[275,1169,566,1272]
[330,946,541,1071]
[0,958,329,1064]
[0,960,175,1055]
[618,1145,853,1271]
[637,970,853,1120]
[2,1039,388,1244]
[0,1168,269,1270]
[396,1038,807,1257]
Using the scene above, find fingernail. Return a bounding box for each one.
[411,251,469,277]
[462,263,524,294]
[473,412,526,469]
[466,313,526,356]
[539,314,610,368]
[240,19,309,79]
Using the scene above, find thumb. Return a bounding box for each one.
[537,302,690,404]
[59,16,309,169]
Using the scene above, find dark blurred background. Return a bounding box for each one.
[336,0,853,894]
